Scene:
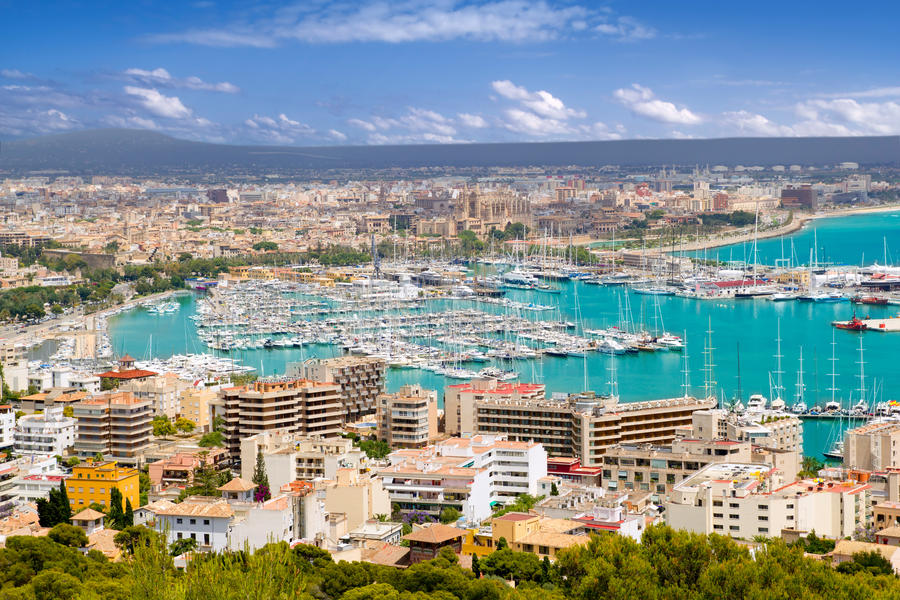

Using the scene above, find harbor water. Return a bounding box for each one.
[107,215,900,462]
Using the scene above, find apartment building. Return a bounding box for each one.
[376,384,438,449]
[118,373,192,419]
[72,392,153,465]
[378,434,547,523]
[239,432,365,491]
[147,448,228,487]
[454,383,717,467]
[844,422,900,471]
[221,379,343,456]
[14,406,76,456]
[601,439,754,498]
[691,409,804,452]
[491,512,590,559]
[299,357,385,422]
[66,460,140,511]
[444,379,546,438]
[665,463,870,540]
[0,405,13,452]
[179,387,216,431]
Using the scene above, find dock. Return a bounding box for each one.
[861,316,900,331]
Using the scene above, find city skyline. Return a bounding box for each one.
[3,0,900,145]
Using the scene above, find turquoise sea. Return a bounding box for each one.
[691,209,900,266]
[108,215,900,462]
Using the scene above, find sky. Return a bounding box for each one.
[2,0,900,146]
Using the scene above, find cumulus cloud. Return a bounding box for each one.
[345,107,464,144]
[492,80,585,119]
[328,129,348,141]
[148,1,595,46]
[792,98,900,136]
[458,113,488,128]
[613,84,702,125]
[347,118,377,131]
[123,67,240,93]
[124,86,193,119]
[723,110,793,136]
[595,16,656,42]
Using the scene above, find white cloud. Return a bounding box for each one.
[149,1,595,46]
[613,84,702,125]
[105,114,160,130]
[817,87,900,99]
[348,118,377,131]
[458,113,488,128]
[124,86,193,119]
[792,98,900,136]
[328,129,348,141]
[502,108,571,136]
[723,110,793,136]
[595,16,656,42]
[124,67,240,93]
[0,68,34,79]
[492,80,585,119]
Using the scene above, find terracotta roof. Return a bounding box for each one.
[72,508,105,522]
[876,526,900,538]
[217,477,257,492]
[96,368,157,380]
[120,354,135,362]
[363,544,411,567]
[154,500,234,518]
[403,524,465,544]
[494,512,534,522]
[87,528,121,560]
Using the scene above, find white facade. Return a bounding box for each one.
[228,498,295,551]
[665,463,869,540]
[16,474,66,503]
[379,435,547,524]
[14,406,76,456]
[154,501,233,552]
[0,406,14,450]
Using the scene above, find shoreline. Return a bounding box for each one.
[677,203,900,253]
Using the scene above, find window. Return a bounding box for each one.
[190,533,196,540]
[729,514,739,520]
[713,513,723,518]
[90,488,94,493]
[713,524,723,530]
[758,504,768,510]
[190,519,196,525]
[177,518,183,524]
[758,515,768,521]
[729,525,739,531]
[713,500,723,507]
[204,533,210,546]
[539,546,550,555]
[204,519,210,525]
[758,527,768,533]
[177,532,183,540]
[729,503,739,509]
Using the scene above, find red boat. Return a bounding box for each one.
[833,315,867,331]
[852,296,889,305]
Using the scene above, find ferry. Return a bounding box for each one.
[832,315,867,331]
[852,296,889,305]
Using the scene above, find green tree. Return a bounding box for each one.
[252,241,279,251]
[108,488,125,529]
[48,523,88,547]
[113,525,158,554]
[252,448,271,502]
[37,481,71,527]
[198,430,224,447]
[31,570,83,600]
[799,456,825,478]
[836,550,894,576]
[169,537,198,556]
[550,482,559,496]
[358,438,391,459]
[471,553,481,578]
[124,498,134,526]
[174,417,196,434]
[440,507,461,524]
[152,416,175,439]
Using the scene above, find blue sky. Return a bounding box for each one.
[3,0,899,145]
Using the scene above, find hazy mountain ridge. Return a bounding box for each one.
[1,129,898,175]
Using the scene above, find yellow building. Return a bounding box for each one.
[66,460,140,511]
[179,387,216,431]
[490,512,589,559]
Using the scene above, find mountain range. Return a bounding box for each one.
[1,129,898,175]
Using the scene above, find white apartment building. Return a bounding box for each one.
[0,405,14,451]
[240,432,366,492]
[14,406,76,456]
[379,435,547,523]
[691,409,803,452]
[844,422,900,471]
[665,463,870,540]
[119,373,192,419]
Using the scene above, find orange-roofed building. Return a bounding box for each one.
[444,378,546,437]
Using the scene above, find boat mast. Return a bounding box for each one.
[774,319,784,401]
[681,330,690,398]
[794,347,805,406]
[857,337,866,405]
[828,330,839,407]
[703,317,716,401]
